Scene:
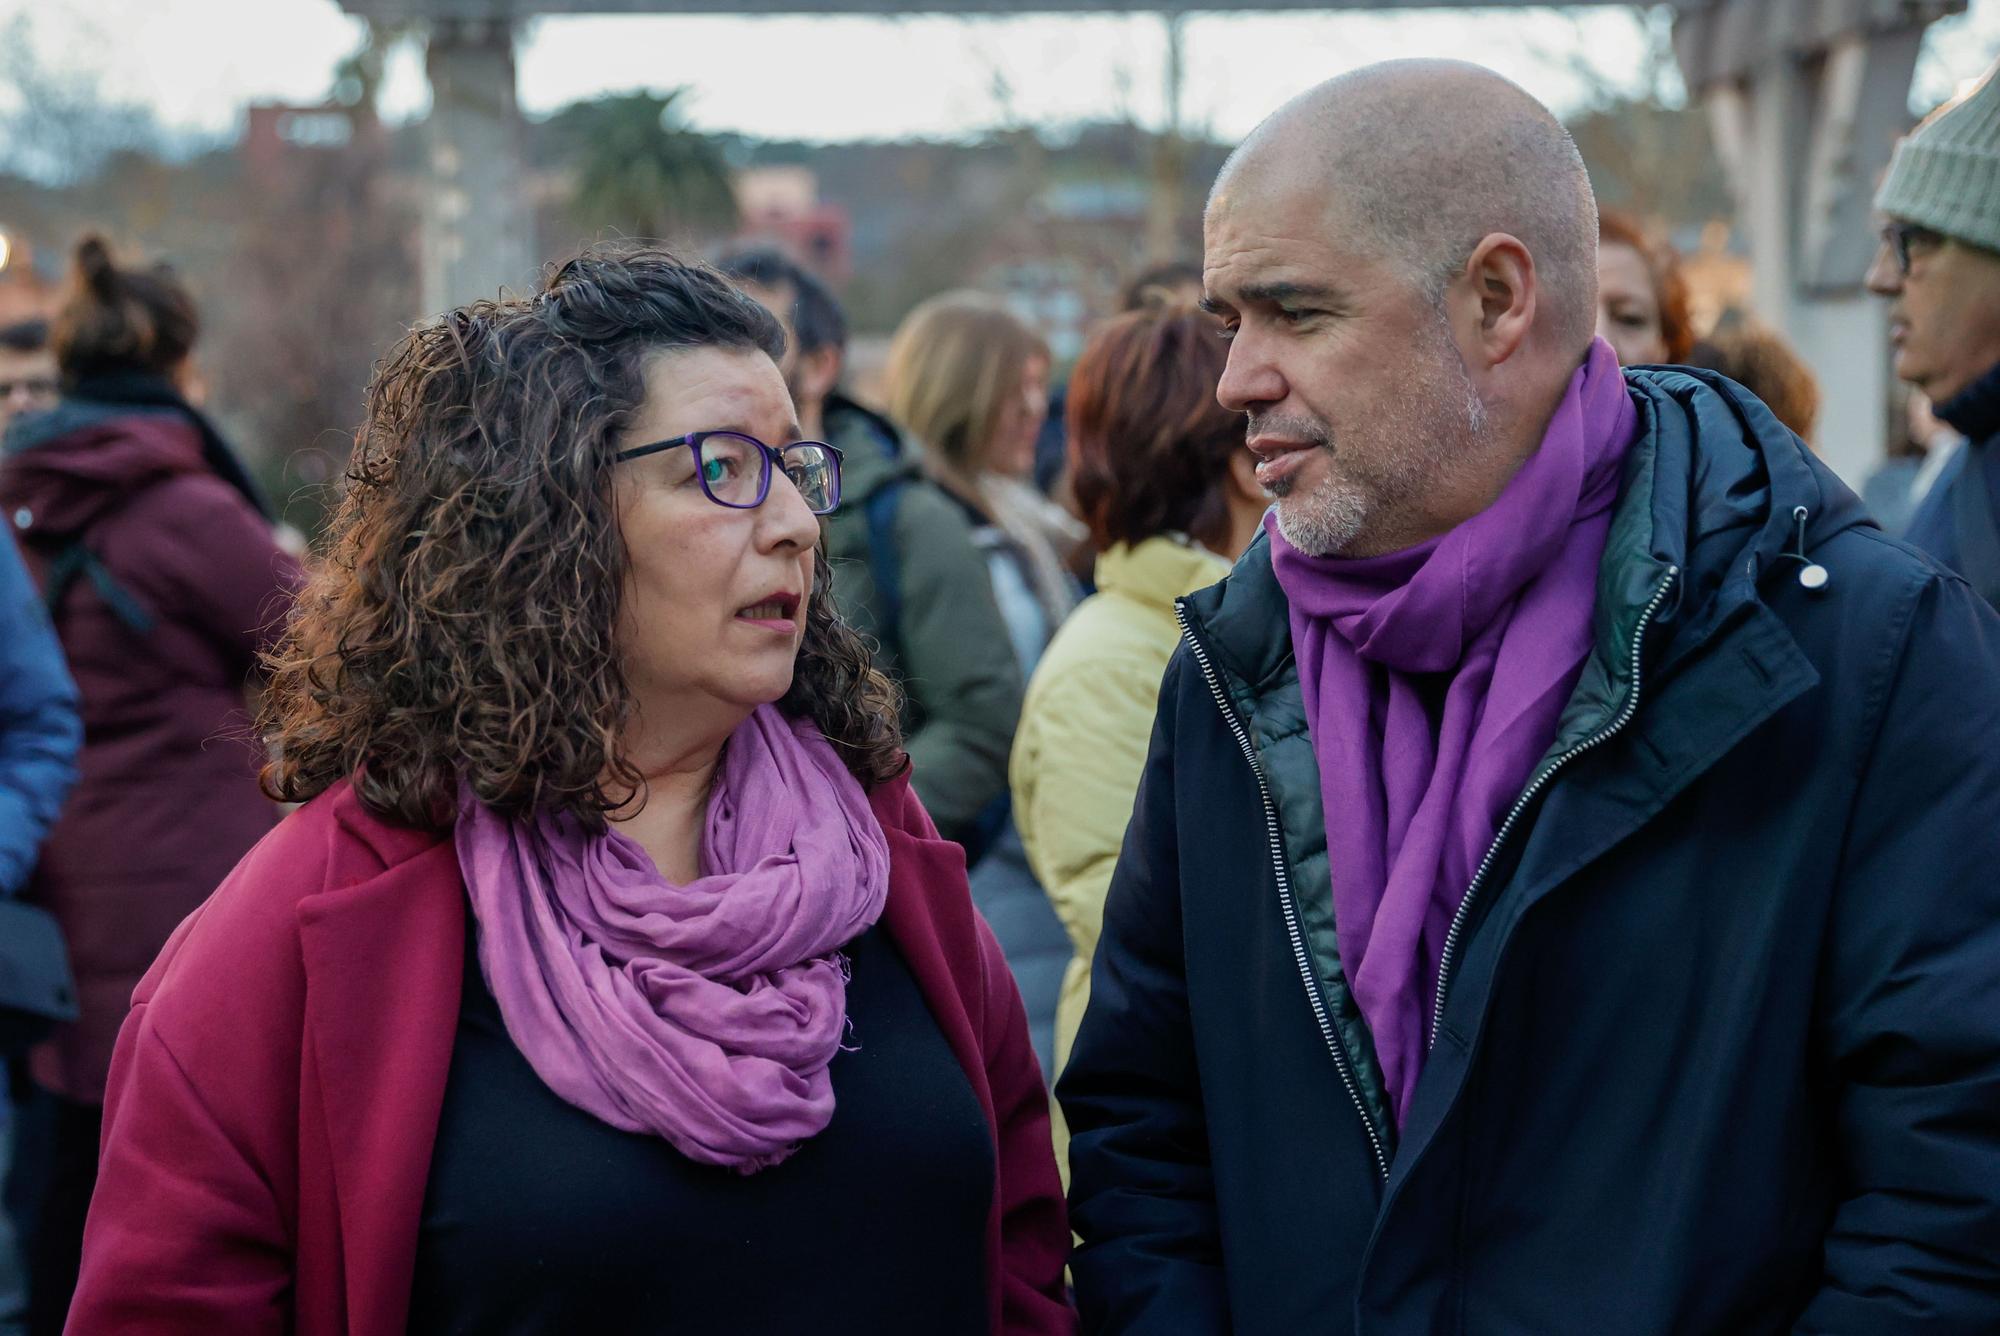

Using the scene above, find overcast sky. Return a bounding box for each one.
[2,0,1996,147]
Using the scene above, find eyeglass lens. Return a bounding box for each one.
[695,433,767,507]
[696,434,840,514]
[782,444,839,513]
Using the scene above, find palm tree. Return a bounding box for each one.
[546,90,737,242]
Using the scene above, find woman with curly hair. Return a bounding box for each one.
[64,246,1074,1336]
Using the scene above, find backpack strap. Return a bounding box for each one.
[863,478,910,661]
[41,540,156,637]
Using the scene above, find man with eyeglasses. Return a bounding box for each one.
[1867,59,2000,609]
[0,321,59,435]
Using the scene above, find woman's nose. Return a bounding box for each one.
[759,472,823,550]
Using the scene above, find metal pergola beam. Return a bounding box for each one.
[342,0,1638,15]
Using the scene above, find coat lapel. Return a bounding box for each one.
[296,841,465,1336]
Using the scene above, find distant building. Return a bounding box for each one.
[732,165,853,282]
[242,104,384,187]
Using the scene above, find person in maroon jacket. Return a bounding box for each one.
[0,234,302,1335]
[64,245,1074,1335]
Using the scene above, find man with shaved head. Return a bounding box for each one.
[1059,61,2000,1334]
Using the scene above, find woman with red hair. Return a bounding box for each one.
[1596,209,1695,366]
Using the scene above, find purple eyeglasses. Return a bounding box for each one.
[613,430,843,515]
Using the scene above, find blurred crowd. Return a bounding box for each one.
[1,50,1998,1336]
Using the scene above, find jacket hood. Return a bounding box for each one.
[825,392,922,504]
[1094,535,1231,612]
[1613,366,1872,669]
[1183,366,1875,699]
[1,403,207,540]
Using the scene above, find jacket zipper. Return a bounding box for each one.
[1427,565,1681,1052]
[1175,603,1392,1181]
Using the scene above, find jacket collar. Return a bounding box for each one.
[825,394,921,503]
[1180,367,1868,751]
[294,792,463,1334]
[1934,358,2000,444]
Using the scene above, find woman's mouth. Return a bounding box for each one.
[735,593,801,630]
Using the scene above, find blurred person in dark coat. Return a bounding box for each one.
[0,511,80,1332]
[1868,59,2000,608]
[0,234,301,1335]
[0,528,77,901]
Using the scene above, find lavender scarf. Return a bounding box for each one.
[1269,339,1636,1127]
[454,704,891,1173]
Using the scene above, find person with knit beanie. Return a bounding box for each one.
[1868,58,2000,608]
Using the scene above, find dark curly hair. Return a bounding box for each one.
[260,244,905,830]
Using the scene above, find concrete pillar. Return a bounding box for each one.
[1144,10,1188,264]
[422,18,535,314]
[1695,26,1927,487]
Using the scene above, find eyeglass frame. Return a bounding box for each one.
[1878,220,1947,277]
[611,430,844,515]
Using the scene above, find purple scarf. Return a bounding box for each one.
[454,704,891,1173]
[1269,339,1636,1127]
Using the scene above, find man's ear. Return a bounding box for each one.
[1451,232,1537,370]
[799,344,843,409]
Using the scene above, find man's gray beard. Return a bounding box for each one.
[1270,464,1370,557]
[1267,338,1489,558]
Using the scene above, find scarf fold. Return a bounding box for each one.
[454,704,891,1173]
[1270,338,1637,1127]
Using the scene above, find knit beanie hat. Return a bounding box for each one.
[1876,59,2000,253]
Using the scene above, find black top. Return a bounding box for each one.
[406,915,994,1335]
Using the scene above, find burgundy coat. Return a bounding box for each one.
[0,404,302,1102]
[66,772,1076,1336]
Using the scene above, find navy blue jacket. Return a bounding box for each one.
[0,529,79,896]
[1060,369,2000,1334]
[1903,361,2000,610]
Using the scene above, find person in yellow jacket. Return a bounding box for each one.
[1011,300,1269,1179]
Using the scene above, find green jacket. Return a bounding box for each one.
[822,395,1023,843]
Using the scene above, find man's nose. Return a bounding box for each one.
[1864,242,1902,297]
[1215,333,1286,415]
